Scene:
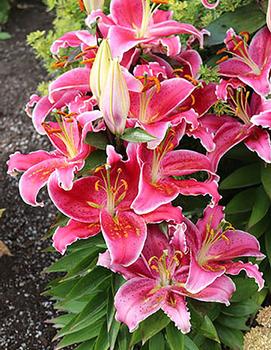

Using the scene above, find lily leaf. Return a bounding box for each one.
[205,3,265,47]
[220,163,261,190]
[121,127,156,143]
[261,163,271,200]
[85,131,108,150]
[248,187,270,228]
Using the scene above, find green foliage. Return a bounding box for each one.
[45,228,264,349]
[205,1,265,46]
[0,0,10,25]
[27,0,85,73]
[168,0,253,29]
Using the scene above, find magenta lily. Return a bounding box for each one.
[132,128,220,214]
[184,206,265,294]
[7,116,92,207]
[48,144,147,265]
[50,30,96,55]
[98,224,235,333]
[218,27,271,96]
[87,0,207,58]
[207,79,271,170]
[129,77,196,147]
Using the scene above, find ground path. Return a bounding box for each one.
[0,1,61,349]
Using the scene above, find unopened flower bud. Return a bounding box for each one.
[83,0,104,13]
[267,0,271,33]
[90,39,112,102]
[100,59,130,136]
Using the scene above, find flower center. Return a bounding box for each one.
[91,165,128,215]
[148,249,183,287]
[197,220,234,266]
[217,32,261,75]
[134,75,161,123]
[219,86,251,125]
[151,129,175,183]
[43,113,78,159]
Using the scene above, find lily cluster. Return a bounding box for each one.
[7,0,269,334]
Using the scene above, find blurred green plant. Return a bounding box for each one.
[0,0,11,40]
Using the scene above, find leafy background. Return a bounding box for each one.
[26,0,271,349]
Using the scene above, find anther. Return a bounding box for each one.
[233,41,243,52]
[216,47,227,55]
[239,31,250,43]
[184,74,199,86]
[216,55,229,64]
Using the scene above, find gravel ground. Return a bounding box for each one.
[0,1,60,349]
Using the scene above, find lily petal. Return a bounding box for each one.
[161,293,191,333]
[115,277,166,332]
[100,209,147,266]
[48,174,104,222]
[225,261,265,291]
[53,219,100,254]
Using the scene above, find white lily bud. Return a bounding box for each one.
[83,0,105,13]
[100,58,130,136]
[90,39,112,102]
[267,0,271,33]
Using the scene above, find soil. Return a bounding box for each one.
[0,1,60,349]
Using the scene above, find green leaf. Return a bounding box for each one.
[230,277,259,302]
[0,32,11,40]
[198,316,220,343]
[56,319,103,349]
[65,267,110,300]
[216,325,243,350]
[261,164,271,200]
[216,315,249,331]
[220,163,261,190]
[94,321,109,350]
[121,127,156,143]
[74,339,96,350]
[222,299,259,317]
[149,332,166,350]
[248,187,270,228]
[85,131,108,150]
[117,325,130,350]
[225,188,257,215]
[166,323,184,350]
[0,0,10,25]
[184,336,199,350]
[249,213,270,238]
[130,311,170,346]
[78,150,107,176]
[46,247,97,273]
[56,293,107,338]
[205,3,265,47]
[45,278,80,298]
[49,314,76,329]
[107,279,122,350]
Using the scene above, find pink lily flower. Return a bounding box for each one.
[218,27,271,96]
[87,0,207,58]
[48,144,147,265]
[28,67,94,135]
[98,224,236,333]
[177,82,218,152]
[207,79,271,170]
[132,127,220,214]
[50,30,97,55]
[129,77,196,146]
[184,205,265,294]
[7,116,92,207]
